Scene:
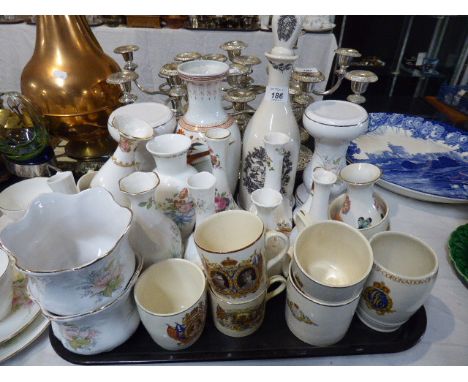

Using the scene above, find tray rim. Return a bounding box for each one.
[48,305,427,365]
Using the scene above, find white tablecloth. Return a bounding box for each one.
[2,186,467,366]
[0,24,337,104]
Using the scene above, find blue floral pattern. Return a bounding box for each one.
[347,113,468,201]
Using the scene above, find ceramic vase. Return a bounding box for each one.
[91,115,153,206]
[204,128,237,212]
[298,100,368,202]
[294,167,337,228]
[251,188,283,231]
[336,163,384,229]
[146,134,197,241]
[177,60,241,195]
[239,15,303,211]
[184,171,217,268]
[119,171,182,269]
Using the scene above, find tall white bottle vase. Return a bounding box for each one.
[176,60,241,195]
[146,134,197,241]
[204,128,238,212]
[239,54,300,210]
[91,115,153,206]
[239,15,303,211]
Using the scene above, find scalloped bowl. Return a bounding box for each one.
[0,187,135,315]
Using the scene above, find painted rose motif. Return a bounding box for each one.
[158,188,195,227]
[81,258,124,299]
[63,324,99,351]
[215,192,232,212]
[11,274,33,312]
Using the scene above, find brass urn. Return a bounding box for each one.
[21,15,121,160]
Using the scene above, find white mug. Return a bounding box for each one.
[194,210,289,302]
[209,274,286,338]
[134,259,207,351]
[285,265,360,347]
[357,232,438,332]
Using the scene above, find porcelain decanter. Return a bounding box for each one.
[176,60,241,194]
[119,171,182,269]
[91,115,153,206]
[146,134,197,241]
[297,100,368,203]
[336,163,384,229]
[204,128,237,212]
[239,15,303,211]
[184,171,217,268]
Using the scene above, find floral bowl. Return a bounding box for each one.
[40,252,143,355]
[0,187,135,316]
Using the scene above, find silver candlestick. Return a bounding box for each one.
[345,70,378,104]
[106,71,139,104]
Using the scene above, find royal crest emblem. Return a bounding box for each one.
[166,301,206,345]
[362,281,395,315]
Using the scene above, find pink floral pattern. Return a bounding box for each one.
[63,324,99,351]
[11,274,33,312]
[81,259,124,299]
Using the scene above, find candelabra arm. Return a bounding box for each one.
[312,71,346,96]
[134,78,170,97]
[229,109,255,117]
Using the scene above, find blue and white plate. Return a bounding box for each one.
[347,113,468,204]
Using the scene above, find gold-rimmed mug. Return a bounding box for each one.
[194,210,288,302]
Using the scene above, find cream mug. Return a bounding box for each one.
[209,274,287,338]
[194,210,289,302]
[357,231,438,332]
[134,259,207,351]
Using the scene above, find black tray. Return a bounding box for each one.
[49,293,427,365]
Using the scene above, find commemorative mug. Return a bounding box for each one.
[357,231,438,332]
[209,274,286,337]
[285,263,360,347]
[134,258,207,351]
[194,210,289,302]
[291,221,373,303]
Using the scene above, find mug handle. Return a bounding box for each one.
[265,274,287,302]
[264,230,289,274]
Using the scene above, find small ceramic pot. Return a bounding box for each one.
[0,177,52,221]
[329,192,390,239]
[134,259,207,351]
[291,221,373,303]
[285,268,360,347]
[0,188,135,316]
[209,274,286,338]
[0,250,13,320]
[194,210,289,302]
[357,232,438,332]
[42,253,143,356]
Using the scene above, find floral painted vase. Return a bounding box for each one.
[177,60,241,195]
[91,115,153,206]
[204,128,237,212]
[336,163,384,229]
[146,134,197,241]
[119,171,183,269]
[239,16,303,211]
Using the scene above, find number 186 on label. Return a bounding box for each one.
[267,86,287,103]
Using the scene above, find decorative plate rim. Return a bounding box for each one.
[347,112,468,202]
